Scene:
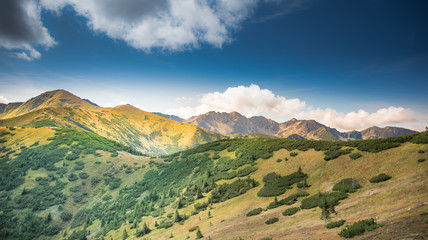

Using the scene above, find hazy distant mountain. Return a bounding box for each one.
[185,111,417,140]
[152,112,184,122]
[0,90,222,156]
[185,111,279,135]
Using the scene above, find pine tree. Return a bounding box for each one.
[122,229,128,240]
[45,212,52,223]
[196,229,203,239]
[174,209,182,222]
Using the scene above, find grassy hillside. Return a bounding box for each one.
[0,104,222,156]
[1,127,427,239]
[0,90,98,119]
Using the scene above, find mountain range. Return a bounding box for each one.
[0,90,222,156]
[0,90,417,156]
[184,111,417,140]
[0,89,426,240]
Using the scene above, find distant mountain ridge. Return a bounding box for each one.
[185,111,417,140]
[152,112,184,122]
[0,90,222,156]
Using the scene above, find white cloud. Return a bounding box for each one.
[300,107,416,131]
[0,96,10,104]
[0,0,56,61]
[168,84,419,131]
[41,0,258,52]
[168,84,306,118]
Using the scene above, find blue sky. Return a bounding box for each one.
[0,0,427,131]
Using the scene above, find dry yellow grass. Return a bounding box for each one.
[133,142,428,240]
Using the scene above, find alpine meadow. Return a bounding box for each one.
[1,0,428,239]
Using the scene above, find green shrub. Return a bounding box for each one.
[68,173,78,182]
[257,170,307,197]
[332,178,361,193]
[418,150,424,154]
[102,194,112,201]
[276,159,282,163]
[282,207,299,216]
[349,153,362,160]
[267,192,309,209]
[324,148,353,161]
[188,226,199,232]
[69,185,81,192]
[60,211,73,221]
[338,218,379,238]
[210,177,258,203]
[369,173,392,183]
[325,219,345,229]
[90,176,101,186]
[290,152,298,157]
[237,165,258,177]
[246,208,263,216]
[265,217,279,225]
[78,172,89,179]
[70,209,90,228]
[418,158,425,163]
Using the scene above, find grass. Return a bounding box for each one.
[1,127,427,240]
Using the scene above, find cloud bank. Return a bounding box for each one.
[301,107,415,131]
[168,84,306,118]
[168,84,418,131]
[0,0,56,60]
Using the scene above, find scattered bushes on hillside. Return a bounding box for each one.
[210,177,258,203]
[338,218,379,238]
[282,207,300,216]
[349,153,362,160]
[418,150,425,154]
[418,158,425,163]
[324,148,352,161]
[290,152,298,157]
[267,192,309,209]
[369,173,392,183]
[246,208,263,217]
[237,165,258,177]
[257,170,307,197]
[325,219,345,229]
[332,178,361,193]
[265,217,279,225]
[70,209,90,228]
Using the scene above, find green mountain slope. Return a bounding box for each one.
[0,90,223,156]
[1,126,427,239]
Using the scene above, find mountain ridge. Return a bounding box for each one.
[185,111,417,140]
[0,90,222,156]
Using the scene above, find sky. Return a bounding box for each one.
[0,0,427,131]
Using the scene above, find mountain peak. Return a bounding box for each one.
[0,89,98,119]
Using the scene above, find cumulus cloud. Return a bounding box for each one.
[41,0,258,52]
[0,95,10,104]
[0,0,56,60]
[168,84,306,119]
[168,84,418,131]
[300,107,416,131]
